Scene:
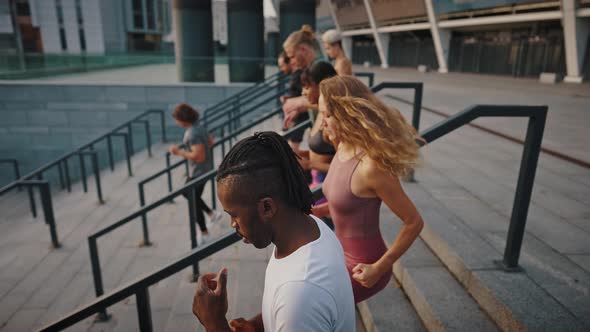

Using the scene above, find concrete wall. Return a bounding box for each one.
[0,82,249,187]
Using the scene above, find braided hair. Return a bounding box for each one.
[217,132,313,214]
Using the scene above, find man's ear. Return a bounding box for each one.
[258,197,277,221]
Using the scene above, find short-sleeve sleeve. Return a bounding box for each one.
[188,125,208,147]
[272,281,338,331]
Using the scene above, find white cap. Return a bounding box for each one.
[322,29,342,44]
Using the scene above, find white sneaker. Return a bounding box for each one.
[200,233,210,245]
[209,210,223,224]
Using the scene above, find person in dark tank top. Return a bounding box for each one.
[296,61,337,190]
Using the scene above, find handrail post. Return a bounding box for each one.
[107,135,115,171]
[12,160,22,191]
[64,158,71,192]
[27,185,37,218]
[136,288,153,332]
[165,153,173,193]
[90,152,104,204]
[39,182,60,248]
[127,123,134,155]
[221,127,226,157]
[138,183,152,247]
[210,178,216,210]
[79,152,88,193]
[498,110,547,270]
[112,133,133,176]
[64,158,72,192]
[89,236,110,320]
[144,120,152,157]
[407,83,423,183]
[184,159,189,176]
[187,188,199,281]
[57,161,65,190]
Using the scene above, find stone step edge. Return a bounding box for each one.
[419,222,525,332]
[356,262,460,332]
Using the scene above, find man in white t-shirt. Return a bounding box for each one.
[192,132,355,331]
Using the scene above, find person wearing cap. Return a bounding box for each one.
[322,29,352,76]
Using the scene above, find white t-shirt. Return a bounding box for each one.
[261,215,355,331]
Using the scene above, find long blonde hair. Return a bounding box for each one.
[283,25,315,51]
[319,76,423,177]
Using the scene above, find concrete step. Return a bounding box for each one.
[358,206,497,332]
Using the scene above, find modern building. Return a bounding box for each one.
[1,0,173,55]
[319,0,590,82]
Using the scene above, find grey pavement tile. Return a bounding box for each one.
[0,111,28,126]
[1,308,46,332]
[63,86,106,102]
[567,254,590,274]
[362,280,426,332]
[27,110,69,127]
[474,270,586,332]
[406,266,498,332]
[145,87,186,103]
[568,218,590,234]
[485,231,590,326]
[47,102,127,111]
[104,86,147,102]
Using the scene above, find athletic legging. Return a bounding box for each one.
[182,178,212,232]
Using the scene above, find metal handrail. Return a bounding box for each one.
[1,180,60,249]
[203,71,282,119]
[207,88,286,135]
[39,104,548,332]
[204,79,287,128]
[354,71,375,87]
[0,110,166,217]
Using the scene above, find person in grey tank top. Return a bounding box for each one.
[169,103,221,243]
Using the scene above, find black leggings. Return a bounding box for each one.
[182,178,212,232]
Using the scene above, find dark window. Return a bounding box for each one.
[55,0,64,23]
[16,0,31,16]
[75,0,83,24]
[146,0,155,30]
[132,0,143,29]
[59,28,67,50]
[79,28,86,51]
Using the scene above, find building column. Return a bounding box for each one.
[279,0,315,45]
[172,0,214,82]
[381,33,391,66]
[327,0,341,32]
[562,0,589,83]
[342,36,353,59]
[424,0,450,73]
[62,0,81,53]
[362,0,388,68]
[227,0,264,82]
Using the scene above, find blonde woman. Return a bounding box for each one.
[314,75,424,303]
[281,25,324,152]
[322,29,352,76]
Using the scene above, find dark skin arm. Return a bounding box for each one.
[229,314,264,332]
[193,268,231,332]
